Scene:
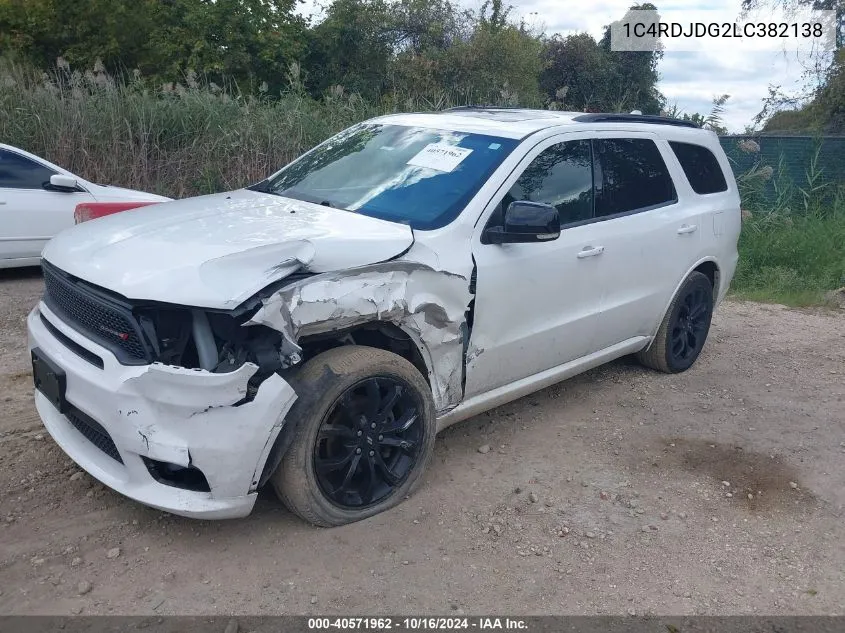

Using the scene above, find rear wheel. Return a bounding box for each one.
[637,271,714,373]
[272,345,436,527]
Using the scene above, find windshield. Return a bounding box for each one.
[262,123,519,230]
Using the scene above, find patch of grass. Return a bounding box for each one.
[732,212,845,306]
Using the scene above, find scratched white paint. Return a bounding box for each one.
[248,262,472,413]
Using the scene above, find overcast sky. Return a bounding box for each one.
[298,0,818,132]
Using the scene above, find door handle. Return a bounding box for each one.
[577,246,605,258]
[677,224,698,235]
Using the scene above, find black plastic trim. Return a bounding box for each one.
[41,261,154,365]
[40,314,104,369]
[572,113,701,128]
[142,457,211,493]
[65,405,124,464]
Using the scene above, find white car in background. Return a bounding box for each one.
[0,143,171,268]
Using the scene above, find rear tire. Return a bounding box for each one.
[637,271,714,373]
[272,345,436,527]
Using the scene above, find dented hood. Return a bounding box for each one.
[42,189,414,309]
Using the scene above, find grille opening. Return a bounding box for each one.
[41,262,151,364]
[142,457,211,492]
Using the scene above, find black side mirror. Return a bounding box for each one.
[483,201,561,245]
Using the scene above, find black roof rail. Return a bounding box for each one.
[572,113,701,128]
[442,105,526,111]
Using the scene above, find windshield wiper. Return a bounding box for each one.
[246,179,272,193]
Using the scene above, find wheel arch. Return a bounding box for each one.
[649,257,721,341]
[256,321,438,488]
[297,321,434,390]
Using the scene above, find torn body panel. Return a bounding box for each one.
[28,303,297,518]
[247,262,473,414]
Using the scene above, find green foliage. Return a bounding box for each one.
[303,0,396,99]
[733,211,845,306]
[1,0,663,112]
[540,4,664,113]
[743,0,844,132]
[412,21,545,105]
[760,50,845,133]
[662,95,729,133]
[0,0,307,91]
[729,135,845,305]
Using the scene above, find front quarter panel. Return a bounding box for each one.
[247,262,474,414]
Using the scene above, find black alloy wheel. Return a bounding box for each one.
[313,377,423,509]
[669,284,712,365]
[636,271,714,373]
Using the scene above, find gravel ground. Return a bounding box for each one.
[0,267,843,616]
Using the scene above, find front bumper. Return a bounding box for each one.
[27,302,297,519]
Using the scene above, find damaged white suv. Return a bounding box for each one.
[28,109,740,525]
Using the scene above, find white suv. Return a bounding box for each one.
[27,108,740,525]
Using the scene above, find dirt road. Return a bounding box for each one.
[1,268,843,616]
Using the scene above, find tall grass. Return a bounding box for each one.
[0,61,441,197]
[730,141,845,306]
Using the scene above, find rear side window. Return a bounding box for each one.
[0,149,56,189]
[593,139,676,218]
[669,141,728,194]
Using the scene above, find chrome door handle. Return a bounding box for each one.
[677,224,698,235]
[577,246,605,258]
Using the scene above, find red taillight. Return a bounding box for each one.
[74,201,160,224]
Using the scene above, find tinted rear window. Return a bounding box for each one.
[669,141,728,194]
[593,139,676,217]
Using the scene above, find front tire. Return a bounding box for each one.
[272,345,436,527]
[637,271,714,373]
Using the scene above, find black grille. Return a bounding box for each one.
[42,262,150,364]
[65,406,124,464]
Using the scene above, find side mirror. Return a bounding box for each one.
[483,201,561,245]
[46,174,80,192]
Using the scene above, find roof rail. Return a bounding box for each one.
[572,113,701,129]
[442,105,525,111]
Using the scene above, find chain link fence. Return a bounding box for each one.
[719,135,845,207]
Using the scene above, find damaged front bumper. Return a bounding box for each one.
[27,302,297,519]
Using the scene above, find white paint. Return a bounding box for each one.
[42,190,415,309]
[0,143,169,268]
[438,336,650,430]
[28,302,297,519]
[407,143,473,172]
[27,110,741,520]
[248,262,471,413]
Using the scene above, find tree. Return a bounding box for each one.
[390,0,474,54]
[540,33,617,111]
[598,3,665,114]
[302,0,396,98]
[390,7,544,105]
[0,0,156,70]
[0,0,307,89]
[539,4,664,114]
[741,0,844,131]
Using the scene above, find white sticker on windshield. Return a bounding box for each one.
[407,143,473,172]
